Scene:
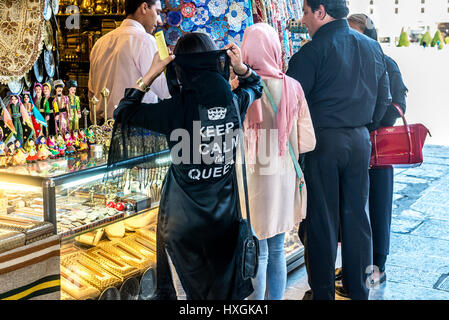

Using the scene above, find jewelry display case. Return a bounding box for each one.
[0,147,303,299]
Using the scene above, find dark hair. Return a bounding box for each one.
[173,32,218,55]
[306,0,349,19]
[125,0,158,16]
[347,14,378,41]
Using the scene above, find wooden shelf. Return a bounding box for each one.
[56,13,126,19]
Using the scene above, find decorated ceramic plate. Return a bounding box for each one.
[181,2,196,18]
[33,54,44,83]
[180,18,195,32]
[209,19,229,41]
[191,6,209,26]
[164,27,183,46]
[8,79,24,95]
[43,0,52,21]
[167,11,183,27]
[167,0,182,10]
[51,0,59,15]
[43,21,54,51]
[44,50,55,78]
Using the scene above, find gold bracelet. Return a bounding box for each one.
[136,77,150,92]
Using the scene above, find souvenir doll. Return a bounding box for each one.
[0,140,7,167]
[78,129,89,151]
[53,80,71,135]
[36,135,52,160]
[24,139,38,162]
[56,133,66,156]
[42,82,58,136]
[84,127,95,145]
[46,135,60,158]
[12,140,27,166]
[0,103,16,143]
[64,131,76,154]
[6,142,15,165]
[71,129,81,152]
[23,91,46,140]
[7,93,33,147]
[67,80,81,131]
[33,83,47,136]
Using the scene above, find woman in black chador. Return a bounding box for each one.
[108,33,263,300]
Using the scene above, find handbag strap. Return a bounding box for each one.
[261,80,304,190]
[392,103,413,163]
[232,95,253,232]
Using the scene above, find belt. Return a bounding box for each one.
[12,113,21,118]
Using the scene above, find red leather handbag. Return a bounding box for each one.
[370,103,431,168]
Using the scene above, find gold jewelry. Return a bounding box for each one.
[136,77,150,92]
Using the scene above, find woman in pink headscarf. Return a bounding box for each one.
[240,23,316,300]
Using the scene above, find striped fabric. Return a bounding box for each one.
[0,235,60,300]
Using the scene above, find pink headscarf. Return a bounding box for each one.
[241,23,305,162]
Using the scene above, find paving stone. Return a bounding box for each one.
[411,220,449,240]
[389,233,449,258]
[410,202,449,221]
[423,156,449,166]
[369,280,449,300]
[394,175,429,184]
[396,209,427,220]
[393,193,403,201]
[393,183,408,193]
[384,264,442,290]
[415,191,449,206]
[387,253,449,274]
[391,216,424,234]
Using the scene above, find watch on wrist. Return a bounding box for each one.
[136,77,150,92]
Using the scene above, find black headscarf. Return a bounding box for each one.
[106,50,232,186]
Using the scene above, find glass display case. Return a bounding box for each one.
[0,148,304,299]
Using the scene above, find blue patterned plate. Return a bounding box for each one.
[167,11,183,27]
[180,18,195,32]
[165,27,183,46]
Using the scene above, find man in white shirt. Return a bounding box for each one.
[88,0,170,124]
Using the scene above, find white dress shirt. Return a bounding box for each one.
[88,18,170,122]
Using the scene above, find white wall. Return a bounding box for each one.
[347,0,449,40]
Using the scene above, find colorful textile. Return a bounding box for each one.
[161,0,254,48]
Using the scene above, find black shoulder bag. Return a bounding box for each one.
[232,95,259,280]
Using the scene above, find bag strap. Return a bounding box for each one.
[392,103,413,163]
[232,95,253,231]
[261,80,304,190]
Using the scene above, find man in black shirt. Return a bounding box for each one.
[286,0,391,300]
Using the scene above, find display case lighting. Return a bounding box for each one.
[0,182,41,193]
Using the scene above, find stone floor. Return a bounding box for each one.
[284,144,449,300]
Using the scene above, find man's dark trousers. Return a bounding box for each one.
[300,126,373,300]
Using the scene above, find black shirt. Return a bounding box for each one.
[286,19,392,130]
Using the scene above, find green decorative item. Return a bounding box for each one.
[397,28,410,47]
[420,31,432,47]
[445,36,449,44]
[431,30,444,48]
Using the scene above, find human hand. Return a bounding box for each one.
[222,42,247,76]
